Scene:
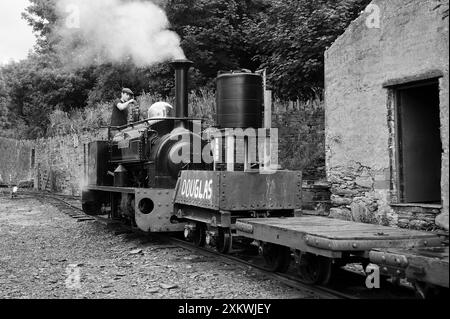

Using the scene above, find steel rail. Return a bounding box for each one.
[27,191,357,299]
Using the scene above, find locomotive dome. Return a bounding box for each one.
[147,102,174,120]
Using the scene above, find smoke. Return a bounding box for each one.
[55,0,185,67]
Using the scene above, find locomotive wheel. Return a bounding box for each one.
[82,202,101,216]
[295,251,333,285]
[216,228,232,254]
[192,223,206,247]
[262,243,291,273]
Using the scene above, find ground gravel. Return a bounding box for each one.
[0,195,313,299]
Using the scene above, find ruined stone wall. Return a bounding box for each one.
[0,130,107,195]
[0,137,34,185]
[324,0,449,230]
[33,130,108,196]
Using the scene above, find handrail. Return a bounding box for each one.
[100,117,204,131]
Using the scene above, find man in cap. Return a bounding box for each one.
[111,88,136,127]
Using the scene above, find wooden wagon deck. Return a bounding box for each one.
[236,216,442,258]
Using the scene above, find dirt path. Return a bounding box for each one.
[0,195,313,299]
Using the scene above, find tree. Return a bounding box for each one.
[167,0,268,86]
[1,54,94,137]
[246,0,371,100]
[22,0,58,54]
[0,74,12,134]
[85,62,175,106]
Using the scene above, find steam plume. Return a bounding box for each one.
[55,0,185,67]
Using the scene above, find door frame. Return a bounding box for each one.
[393,78,441,203]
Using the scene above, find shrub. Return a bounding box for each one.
[47,102,110,136]
[273,96,326,179]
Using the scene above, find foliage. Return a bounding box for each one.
[0,0,371,139]
[47,102,111,136]
[188,88,216,126]
[246,0,371,100]
[45,90,215,136]
[273,96,325,178]
[0,55,94,137]
[166,0,268,86]
[21,0,58,54]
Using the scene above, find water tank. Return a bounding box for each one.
[216,71,263,128]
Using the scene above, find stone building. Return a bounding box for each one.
[324,0,449,230]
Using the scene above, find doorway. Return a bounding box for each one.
[396,80,442,204]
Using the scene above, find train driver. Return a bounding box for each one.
[111,88,136,127]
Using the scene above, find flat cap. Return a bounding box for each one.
[122,88,134,95]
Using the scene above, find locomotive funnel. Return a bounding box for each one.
[171,59,193,118]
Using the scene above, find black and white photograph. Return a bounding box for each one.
[0,0,448,311]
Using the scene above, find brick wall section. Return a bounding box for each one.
[324,0,449,230]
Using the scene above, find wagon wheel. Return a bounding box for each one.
[413,281,443,299]
[192,223,206,247]
[295,251,333,285]
[262,243,291,273]
[216,228,232,254]
[241,238,259,255]
[82,202,101,216]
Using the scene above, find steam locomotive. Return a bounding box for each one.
[82,59,302,253]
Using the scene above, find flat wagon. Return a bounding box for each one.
[236,216,444,286]
[370,246,449,298]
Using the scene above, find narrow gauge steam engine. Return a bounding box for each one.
[82,60,302,252]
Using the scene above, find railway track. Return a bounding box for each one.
[164,235,354,299]
[23,191,418,299]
